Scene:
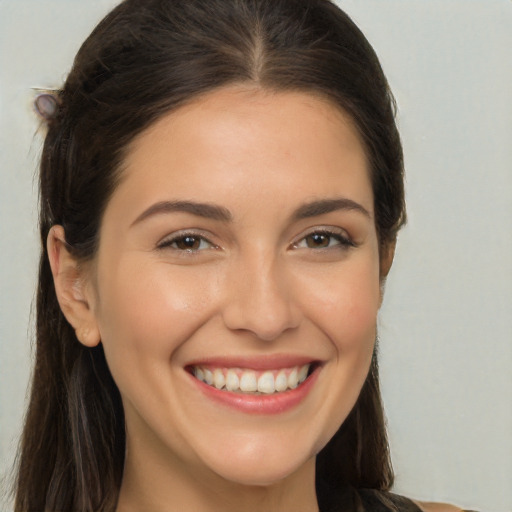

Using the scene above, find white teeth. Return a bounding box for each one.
[225,369,239,391]
[257,371,275,394]
[275,371,288,392]
[239,371,258,392]
[288,368,298,389]
[203,368,213,385]
[192,363,312,394]
[298,364,308,383]
[195,367,205,382]
[213,369,225,390]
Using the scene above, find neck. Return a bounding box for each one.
[116,430,319,512]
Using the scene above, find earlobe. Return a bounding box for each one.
[47,226,101,347]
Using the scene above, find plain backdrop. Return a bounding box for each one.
[1,1,511,510]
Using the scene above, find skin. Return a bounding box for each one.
[48,86,459,512]
[416,503,464,512]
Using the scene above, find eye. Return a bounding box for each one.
[157,232,217,252]
[293,229,355,250]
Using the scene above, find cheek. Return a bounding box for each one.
[299,259,381,352]
[298,259,380,454]
[94,257,217,363]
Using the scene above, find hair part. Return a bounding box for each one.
[15,1,404,509]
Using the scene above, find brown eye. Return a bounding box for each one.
[158,233,215,252]
[305,233,331,248]
[175,236,201,250]
[293,230,355,251]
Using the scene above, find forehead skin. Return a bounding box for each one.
[109,86,374,230]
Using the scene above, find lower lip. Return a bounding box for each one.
[187,366,320,415]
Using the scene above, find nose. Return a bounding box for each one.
[221,252,300,341]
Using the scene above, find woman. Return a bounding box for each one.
[14,0,469,510]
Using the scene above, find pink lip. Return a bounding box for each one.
[186,362,321,415]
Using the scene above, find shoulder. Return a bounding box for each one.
[357,488,425,511]
[414,501,465,512]
[358,489,466,512]
[316,482,472,512]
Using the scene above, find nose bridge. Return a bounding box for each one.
[222,247,299,340]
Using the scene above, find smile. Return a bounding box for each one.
[192,364,311,394]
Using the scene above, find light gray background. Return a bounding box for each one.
[1,1,511,510]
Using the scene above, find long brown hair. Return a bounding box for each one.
[15,0,405,510]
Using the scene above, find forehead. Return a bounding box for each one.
[129,86,366,159]
[110,86,373,219]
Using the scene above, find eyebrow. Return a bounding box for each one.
[131,196,370,227]
[292,198,371,220]
[131,200,232,226]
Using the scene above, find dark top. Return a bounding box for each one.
[317,480,422,512]
[316,480,478,512]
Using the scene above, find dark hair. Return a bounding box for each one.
[15,0,405,510]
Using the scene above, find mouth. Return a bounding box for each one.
[190,363,314,395]
[185,356,322,414]
[189,363,316,395]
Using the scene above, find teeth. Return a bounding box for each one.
[239,371,258,392]
[288,368,298,389]
[225,369,239,391]
[194,367,205,382]
[298,364,309,383]
[257,371,275,394]
[203,369,213,385]
[192,364,312,394]
[213,369,225,390]
[275,371,288,392]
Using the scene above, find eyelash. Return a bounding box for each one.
[157,228,355,253]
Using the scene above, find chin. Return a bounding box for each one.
[194,431,320,488]
[210,458,309,488]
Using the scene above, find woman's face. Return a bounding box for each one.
[86,87,382,486]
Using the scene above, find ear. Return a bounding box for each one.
[47,225,101,347]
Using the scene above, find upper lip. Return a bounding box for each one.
[185,354,321,371]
